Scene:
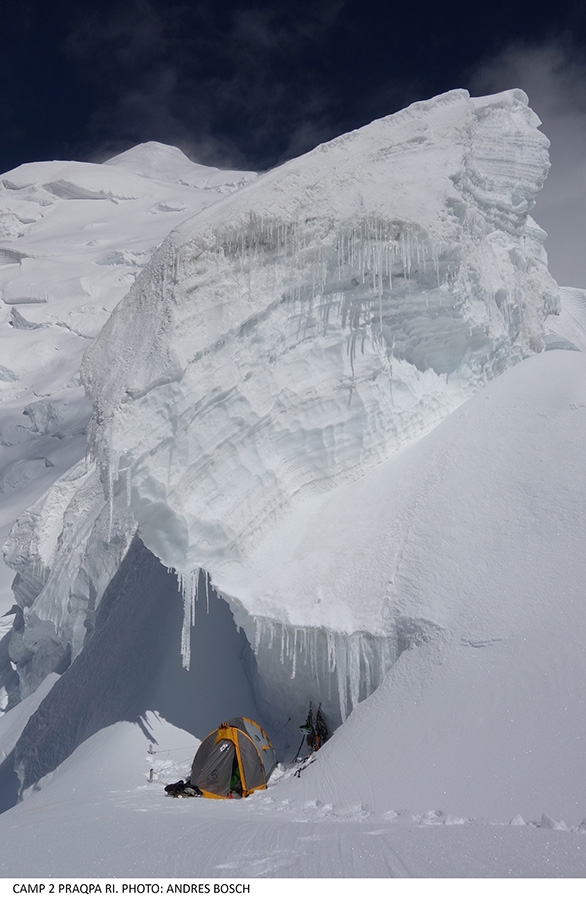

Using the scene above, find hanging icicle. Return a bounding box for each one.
[178,568,200,670]
[249,612,398,722]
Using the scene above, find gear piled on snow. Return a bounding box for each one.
[164,780,202,798]
[299,703,329,753]
[165,717,277,800]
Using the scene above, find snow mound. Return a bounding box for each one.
[2,160,150,202]
[104,141,257,192]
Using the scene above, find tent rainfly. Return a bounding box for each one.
[190,717,277,799]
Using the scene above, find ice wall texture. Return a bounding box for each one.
[83,89,557,575]
[0,145,256,704]
[6,90,559,723]
[77,90,559,720]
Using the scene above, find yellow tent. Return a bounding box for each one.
[189,717,277,799]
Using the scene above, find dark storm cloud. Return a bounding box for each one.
[62,0,347,171]
[470,40,586,287]
[232,1,345,49]
[66,0,168,69]
[64,0,183,156]
[4,0,586,287]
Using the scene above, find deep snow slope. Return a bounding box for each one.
[269,349,586,823]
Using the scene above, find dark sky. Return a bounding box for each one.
[2,0,586,283]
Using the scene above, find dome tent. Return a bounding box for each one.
[189,717,277,799]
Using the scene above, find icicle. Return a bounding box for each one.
[348,635,361,712]
[125,466,132,507]
[327,630,336,672]
[379,637,389,687]
[313,630,321,689]
[106,459,114,543]
[194,572,199,621]
[180,572,191,670]
[336,635,348,722]
[362,635,372,700]
[178,568,199,670]
[309,629,317,679]
[254,617,262,656]
[378,246,384,337]
[291,628,298,680]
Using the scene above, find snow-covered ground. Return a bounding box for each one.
[1,91,586,881]
[2,711,586,879]
[3,344,586,879]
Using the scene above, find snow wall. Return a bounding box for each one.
[2,89,560,759]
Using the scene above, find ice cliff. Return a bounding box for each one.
[0,143,256,709]
[3,90,560,727]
